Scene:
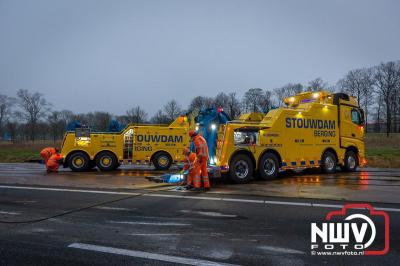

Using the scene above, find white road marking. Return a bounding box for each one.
[1,185,400,212]
[109,221,191,226]
[258,245,305,255]
[14,200,37,204]
[0,185,141,196]
[0,210,20,215]
[180,210,238,218]
[222,198,264,204]
[94,206,131,211]
[145,193,185,198]
[68,243,239,266]
[265,200,312,207]
[31,228,54,233]
[129,233,182,236]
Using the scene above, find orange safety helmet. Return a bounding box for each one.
[182,147,190,155]
[188,153,196,163]
[188,129,197,138]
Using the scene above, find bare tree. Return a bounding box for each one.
[84,112,112,131]
[213,92,241,119]
[226,92,241,119]
[214,92,229,108]
[374,61,400,136]
[48,111,65,143]
[59,110,74,127]
[337,68,375,130]
[164,100,182,122]
[126,106,148,124]
[242,88,262,112]
[16,89,50,142]
[6,121,17,142]
[273,83,303,105]
[307,78,328,91]
[188,96,214,113]
[151,110,170,124]
[0,94,15,137]
[242,88,272,113]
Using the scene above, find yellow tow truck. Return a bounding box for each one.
[214,91,366,183]
[61,116,190,171]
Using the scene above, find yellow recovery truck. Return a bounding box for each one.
[61,116,190,171]
[214,91,366,183]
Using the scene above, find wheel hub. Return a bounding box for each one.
[325,156,335,170]
[101,157,111,167]
[235,160,249,179]
[348,155,356,169]
[158,156,168,166]
[263,158,276,176]
[73,157,83,167]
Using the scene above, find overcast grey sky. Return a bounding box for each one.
[1,0,399,116]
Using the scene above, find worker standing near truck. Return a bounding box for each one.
[189,130,210,191]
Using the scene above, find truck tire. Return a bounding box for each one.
[229,154,253,184]
[259,153,279,180]
[68,152,90,172]
[321,151,337,174]
[95,151,118,171]
[153,152,172,170]
[341,150,358,172]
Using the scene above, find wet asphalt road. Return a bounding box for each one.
[0,163,399,265]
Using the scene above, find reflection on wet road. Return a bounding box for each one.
[0,163,399,203]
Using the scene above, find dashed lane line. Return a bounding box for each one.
[1,185,400,212]
[68,242,240,266]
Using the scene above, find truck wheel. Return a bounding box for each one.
[259,153,279,180]
[68,152,90,172]
[153,152,172,170]
[341,150,358,172]
[321,151,337,174]
[96,151,118,171]
[229,154,253,184]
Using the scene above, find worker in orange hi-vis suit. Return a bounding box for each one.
[188,130,210,191]
[46,152,63,173]
[40,147,58,164]
[182,147,197,189]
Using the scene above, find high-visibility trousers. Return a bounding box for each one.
[193,159,210,188]
[187,168,196,186]
[46,154,61,172]
[46,160,59,172]
[199,158,210,188]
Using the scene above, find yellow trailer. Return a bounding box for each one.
[214,91,366,183]
[61,116,190,171]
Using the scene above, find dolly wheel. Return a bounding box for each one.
[68,152,90,172]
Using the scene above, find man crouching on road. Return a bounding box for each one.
[182,147,196,190]
[188,130,210,191]
[40,147,63,173]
